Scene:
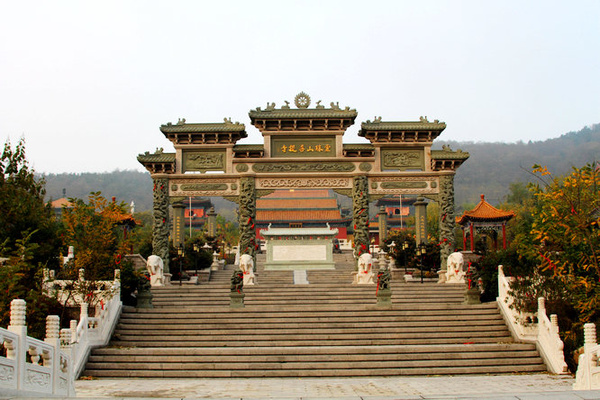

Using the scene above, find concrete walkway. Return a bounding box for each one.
[36,374,600,399]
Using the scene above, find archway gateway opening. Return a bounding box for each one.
[137,93,469,279]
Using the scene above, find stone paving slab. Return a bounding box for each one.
[3,374,600,400]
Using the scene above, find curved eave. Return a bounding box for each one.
[456,214,515,225]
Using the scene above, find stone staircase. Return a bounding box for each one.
[83,252,547,378]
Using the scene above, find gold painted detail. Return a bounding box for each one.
[252,162,354,173]
[259,178,350,188]
[381,182,428,189]
[183,151,225,172]
[271,137,335,158]
[381,149,423,170]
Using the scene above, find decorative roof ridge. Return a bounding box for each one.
[160,117,246,132]
[361,116,446,129]
[249,92,357,116]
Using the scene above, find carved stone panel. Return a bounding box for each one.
[170,178,240,197]
[370,177,439,195]
[252,162,355,173]
[257,177,351,189]
[381,149,424,171]
[183,151,225,173]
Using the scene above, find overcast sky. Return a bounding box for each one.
[1,1,599,174]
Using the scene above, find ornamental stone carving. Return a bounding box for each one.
[238,177,257,258]
[353,176,370,259]
[235,164,249,172]
[180,183,228,191]
[359,162,372,172]
[381,150,423,170]
[438,175,456,273]
[183,151,225,172]
[381,181,428,189]
[252,162,355,173]
[152,178,170,273]
[259,178,350,188]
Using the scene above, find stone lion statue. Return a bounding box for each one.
[146,255,164,287]
[354,253,374,284]
[239,254,256,285]
[445,251,466,283]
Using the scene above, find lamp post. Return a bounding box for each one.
[193,243,200,285]
[402,241,409,274]
[178,243,184,286]
[418,243,427,284]
[388,241,396,269]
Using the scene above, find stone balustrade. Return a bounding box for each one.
[497,265,568,374]
[574,323,600,390]
[0,299,75,397]
[1,269,122,397]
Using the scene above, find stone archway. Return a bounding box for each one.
[138,93,469,275]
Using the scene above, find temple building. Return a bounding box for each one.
[456,194,516,251]
[255,189,350,240]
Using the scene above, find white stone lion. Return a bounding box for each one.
[354,253,375,284]
[239,254,255,286]
[146,255,164,287]
[445,252,466,283]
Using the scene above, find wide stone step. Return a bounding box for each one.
[84,364,547,378]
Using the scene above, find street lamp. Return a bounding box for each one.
[417,243,427,284]
[193,243,200,285]
[402,241,410,274]
[177,243,184,286]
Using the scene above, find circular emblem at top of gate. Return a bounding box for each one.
[294,92,311,109]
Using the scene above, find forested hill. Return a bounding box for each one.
[435,123,600,208]
[42,123,600,212]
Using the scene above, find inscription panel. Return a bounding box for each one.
[271,136,336,158]
[253,162,355,173]
[272,245,326,261]
[370,176,440,195]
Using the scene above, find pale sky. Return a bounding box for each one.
[1,1,599,174]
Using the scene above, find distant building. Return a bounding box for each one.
[50,198,73,220]
[182,197,213,229]
[255,189,350,239]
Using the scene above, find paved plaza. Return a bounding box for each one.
[26,373,598,399]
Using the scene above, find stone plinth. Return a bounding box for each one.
[377,288,392,306]
[230,292,245,308]
[262,226,338,270]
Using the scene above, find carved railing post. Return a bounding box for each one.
[352,176,369,260]
[438,174,456,280]
[238,177,257,259]
[7,299,27,393]
[574,323,599,390]
[152,177,170,273]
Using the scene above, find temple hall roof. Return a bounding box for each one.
[456,194,516,225]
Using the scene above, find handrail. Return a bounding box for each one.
[497,265,568,374]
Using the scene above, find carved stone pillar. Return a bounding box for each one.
[206,206,217,237]
[152,178,170,273]
[377,206,387,245]
[438,174,456,273]
[171,199,185,248]
[238,177,257,258]
[352,176,370,259]
[414,196,428,244]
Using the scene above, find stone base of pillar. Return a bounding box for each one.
[464,287,481,304]
[163,273,172,285]
[437,269,447,284]
[230,292,245,308]
[137,289,153,308]
[377,289,392,306]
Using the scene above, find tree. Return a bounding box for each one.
[0,139,62,337]
[509,163,600,369]
[61,192,134,281]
